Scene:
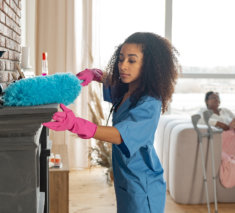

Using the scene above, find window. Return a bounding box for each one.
[92,0,165,69]
[172,0,235,71]
[171,0,235,114]
[91,0,235,114]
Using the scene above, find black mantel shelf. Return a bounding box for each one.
[0,104,58,213]
[0,104,58,115]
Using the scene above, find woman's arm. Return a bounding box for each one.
[215,121,230,131]
[100,71,109,84]
[43,104,123,144]
[94,126,123,145]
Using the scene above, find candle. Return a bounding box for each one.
[21,47,32,69]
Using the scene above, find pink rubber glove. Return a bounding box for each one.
[76,68,103,86]
[43,104,97,139]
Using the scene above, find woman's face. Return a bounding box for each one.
[206,93,220,109]
[118,43,143,87]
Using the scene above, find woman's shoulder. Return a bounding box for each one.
[138,95,161,105]
[197,107,207,114]
[128,95,161,118]
[221,107,232,111]
[220,107,234,115]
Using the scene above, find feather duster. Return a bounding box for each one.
[3,73,82,106]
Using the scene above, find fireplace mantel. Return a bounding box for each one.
[0,104,58,213]
[0,104,57,136]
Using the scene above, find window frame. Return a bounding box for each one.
[165,0,234,79]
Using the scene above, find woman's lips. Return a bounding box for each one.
[120,73,129,78]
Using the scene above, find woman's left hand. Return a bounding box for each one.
[76,68,103,86]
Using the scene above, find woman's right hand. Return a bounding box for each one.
[215,121,230,131]
[76,68,103,86]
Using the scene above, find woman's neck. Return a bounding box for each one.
[128,80,140,96]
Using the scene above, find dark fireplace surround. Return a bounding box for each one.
[0,104,57,213]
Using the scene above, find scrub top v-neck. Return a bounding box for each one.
[103,88,166,213]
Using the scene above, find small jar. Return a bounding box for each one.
[49,153,55,163]
[55,154,61,166]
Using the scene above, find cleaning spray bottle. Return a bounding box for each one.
[42,52,48,76]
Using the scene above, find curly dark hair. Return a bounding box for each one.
[106,32,180,113]
[205,91,214,102]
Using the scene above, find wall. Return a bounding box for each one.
[0,0,21,86]
[22,0,36,72]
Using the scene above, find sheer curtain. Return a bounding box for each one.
[36,0,93,169]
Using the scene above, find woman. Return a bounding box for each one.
[199,91,235,188]
[198,91,235,130]
[44,32,180,212]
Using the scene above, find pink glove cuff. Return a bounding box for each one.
[92,69,103,82]
[70,117,97,139]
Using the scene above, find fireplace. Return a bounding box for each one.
[0,104,57,213]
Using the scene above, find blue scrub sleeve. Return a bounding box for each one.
[114,99,161,158]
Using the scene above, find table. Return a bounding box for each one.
[49,144,69,213]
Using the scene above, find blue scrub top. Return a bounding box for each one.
[103,87,166,213]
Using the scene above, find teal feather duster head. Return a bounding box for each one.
[3,73,82,106]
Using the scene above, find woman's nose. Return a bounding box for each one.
[120,60,128,70]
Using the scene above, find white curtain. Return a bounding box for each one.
[36,0,93,169]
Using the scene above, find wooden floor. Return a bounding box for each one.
[69,167,235,213]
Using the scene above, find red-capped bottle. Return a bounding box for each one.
[42,52,48,76]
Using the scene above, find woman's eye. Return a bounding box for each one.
[118,58,136,63]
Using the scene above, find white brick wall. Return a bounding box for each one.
[0,0,21,82]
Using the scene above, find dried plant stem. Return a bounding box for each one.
[88,87,113,184]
